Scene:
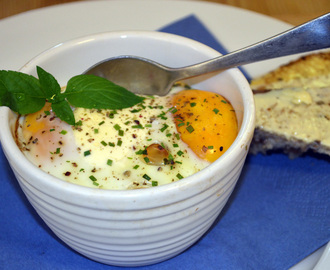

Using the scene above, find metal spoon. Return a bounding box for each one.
[84,13,330,95]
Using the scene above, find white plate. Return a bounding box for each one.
[0,1,328,269]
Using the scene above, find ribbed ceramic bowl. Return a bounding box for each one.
[0,31,255,267]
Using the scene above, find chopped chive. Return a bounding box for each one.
[132,124,144,129]
[168,107,178,114]
[173,143,179,148]
[93,182,99,186]
[175,161,182,164]
[135,149,146,155]
[152,181,158,186]
[118,130,124,136]
[160,124,169,132]
[60,130,67,135]
[75,120,82,126]
[109,142,115,147]
[114,124,121,130]
[157,111,168,120]
[221,100,227,104]
[84,150,91,156]
[94,128,99,134]
[130,109,141,113]
[213,108,219,114]
[145,124,152,128]
[133,165,140,169]
[178,122,185,127]
[176,173,184,179]
[107,159,113,166]
[55,147,61,154]
[124,121,131,125]
[89,175,97,181]
[177,150,184,156]
[101,141,107,146]
[50,128,55,132]
[143,174,151,181]
[166,133,172,137]
[98,121,105,126]
[117,139,122,146]
[190,102,196,107]
[186,125,194,133]
[208,146,214,149]
[144,157,150,163]
[108,110,117,119]
[175,133,180,140]
[138,103,146,109]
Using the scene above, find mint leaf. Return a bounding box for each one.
[51,100,75,126]
[0,68,145,126]
[65,75,144,109]
[0,70,45,115]
[37,66,62,102]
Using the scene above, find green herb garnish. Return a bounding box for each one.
[186,125,195,133]
[213,108,219,114]
[84,150,91,156]
[114,124,121,130]
[160,124,169,132]
[152,181,158,186]
[143,174,151,181]
[0,66,144,125]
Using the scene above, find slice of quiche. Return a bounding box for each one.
[249,52,330,158]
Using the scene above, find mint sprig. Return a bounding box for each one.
[0,66,144,125]
[65,74,144,110]
[0,70,45,115]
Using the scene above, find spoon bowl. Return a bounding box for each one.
[85,56,174,95]
[85,13,330,95]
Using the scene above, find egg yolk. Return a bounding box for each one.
[171,89,238,162]
[22,103,69,159]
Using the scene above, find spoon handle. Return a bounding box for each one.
[175,13,330,79]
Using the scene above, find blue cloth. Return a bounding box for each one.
[1,14,329,270]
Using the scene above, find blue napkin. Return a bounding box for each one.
[1,14,329,270]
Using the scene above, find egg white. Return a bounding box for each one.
[16,87,210,190]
